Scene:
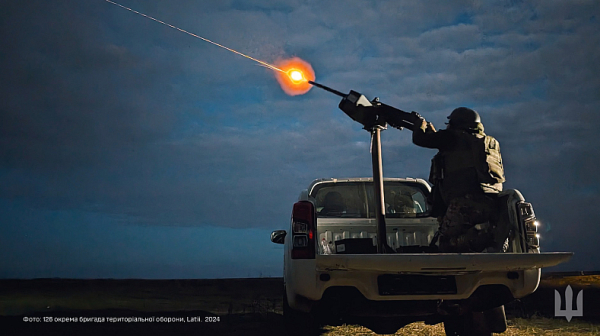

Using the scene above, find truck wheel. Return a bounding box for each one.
[443,315,467,336]
[362,318,401,335]
[443,312,493,336]
[368,324,400,335]
[283,291,320,336]
[483,305,507,333]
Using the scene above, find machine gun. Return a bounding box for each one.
[308,80,425,254]
[308,81,423,131]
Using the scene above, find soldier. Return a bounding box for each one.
[411,107,507,252]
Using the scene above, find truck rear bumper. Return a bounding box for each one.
[289,268,540,314]
[286,252,572,313]
[300,283,515,318]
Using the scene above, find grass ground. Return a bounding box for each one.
[541,274,600,288]
[1,275,599,335]
[0,278,283,316]
[321,317,600,335]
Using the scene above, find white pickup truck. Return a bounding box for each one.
[271,177,572,336]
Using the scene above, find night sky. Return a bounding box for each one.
[1,0,599,279]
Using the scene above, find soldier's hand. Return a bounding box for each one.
[416,119,436,133]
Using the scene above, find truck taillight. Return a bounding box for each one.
[291,201,316,259]
[518,202,540,249]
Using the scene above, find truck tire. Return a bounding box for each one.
[362,318,401,335]
[283,290,320,336]
[443,315,467,336]
[443,312,493,336]
[483,305,507,333]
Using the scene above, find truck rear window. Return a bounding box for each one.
[311,181,430,218]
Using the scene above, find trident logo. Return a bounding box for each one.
[555,285,583,322]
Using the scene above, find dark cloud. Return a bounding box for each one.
[1,0,599,277]
[0,1,178,175]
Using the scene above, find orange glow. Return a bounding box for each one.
[275,57,315,96]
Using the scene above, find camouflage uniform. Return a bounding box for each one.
[437,195,497,252]
[412,118,506,253]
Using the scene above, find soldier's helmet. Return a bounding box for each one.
[447,107,481,130]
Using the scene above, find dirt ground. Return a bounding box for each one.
[1,276,599,336]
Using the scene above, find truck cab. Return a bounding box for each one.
[271,177,572,335]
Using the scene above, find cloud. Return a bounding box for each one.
[1,0,599,273]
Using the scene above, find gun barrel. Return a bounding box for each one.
[308,80,346,98]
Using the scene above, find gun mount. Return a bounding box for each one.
[308,81,423,253]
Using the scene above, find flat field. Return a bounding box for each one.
[1,274,598,335]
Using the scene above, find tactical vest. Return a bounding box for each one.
[439,131,505,192]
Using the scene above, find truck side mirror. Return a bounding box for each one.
[271,230,287,244]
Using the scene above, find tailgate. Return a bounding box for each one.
[316,252,573,273]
